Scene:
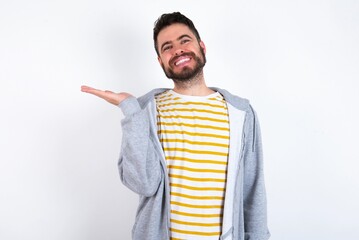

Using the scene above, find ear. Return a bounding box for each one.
[200,41,206,54]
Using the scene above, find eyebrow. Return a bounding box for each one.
[160,34,193,52]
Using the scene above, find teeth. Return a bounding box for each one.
[175,58,190,66]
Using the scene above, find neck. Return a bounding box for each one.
[172,71,214,96]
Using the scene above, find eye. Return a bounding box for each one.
[162,45,172,52]
[181,39,190,44]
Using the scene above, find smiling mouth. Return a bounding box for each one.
[175,57,191,66]
[171,53,194,67]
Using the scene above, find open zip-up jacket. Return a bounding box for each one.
[118,88,270,240]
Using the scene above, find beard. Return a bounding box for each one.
[161,47,206,82]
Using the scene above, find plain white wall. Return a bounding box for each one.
[1,0,358,239]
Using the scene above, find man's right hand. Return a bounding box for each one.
[81,85,133,106]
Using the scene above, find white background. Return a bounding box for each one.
[1,0,358,239]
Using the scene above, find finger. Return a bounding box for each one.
[81,86,113,97]
[81,86,109,99]
[81,85,97,93]
[81,85,123,105]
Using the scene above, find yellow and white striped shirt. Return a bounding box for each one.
[155,90,230,240]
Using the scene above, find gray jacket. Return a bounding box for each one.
[118,88,270,240]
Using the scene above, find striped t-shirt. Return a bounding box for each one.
[155,90,230,240]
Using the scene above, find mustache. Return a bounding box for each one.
[169,52,196,66]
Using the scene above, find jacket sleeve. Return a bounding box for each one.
[243,106,270,240]
[117,96,163,197]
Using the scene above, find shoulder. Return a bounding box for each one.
[211,87,252,113]
[137,88,170,108]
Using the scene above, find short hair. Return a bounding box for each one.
[153,12,201,55]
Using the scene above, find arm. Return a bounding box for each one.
[117,97,162,196]
[81,86,162,196]
[243,106,270,240]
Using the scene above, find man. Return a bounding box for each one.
[81,12,270,240]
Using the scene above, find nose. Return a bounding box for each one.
[174,45,184,55]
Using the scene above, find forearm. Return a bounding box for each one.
[243,107,270,239]
[118,97,162,196]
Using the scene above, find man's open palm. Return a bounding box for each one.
[81,85,132,105]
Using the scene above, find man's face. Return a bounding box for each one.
[156,23,206,81]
